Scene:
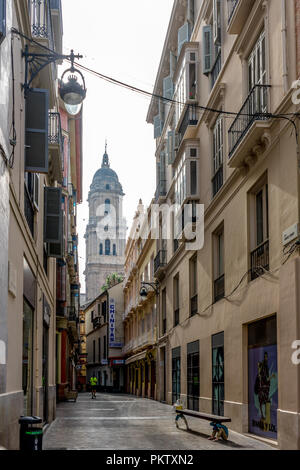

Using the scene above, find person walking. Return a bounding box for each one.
[90,374,98,399]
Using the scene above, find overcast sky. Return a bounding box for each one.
[61,0,174,292]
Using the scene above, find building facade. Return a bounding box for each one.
[85,283,125,392]
[146,0,300,450]
[55,99,83,401]
[123,201,158,399]
[0,0,65,449]
[84,147,126,302]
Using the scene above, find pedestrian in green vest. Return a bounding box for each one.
[90,374,98,399]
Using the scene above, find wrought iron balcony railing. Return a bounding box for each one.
[174,308,180,327]
[228,0,239,24]
[154,250,167,275]
[190,294,198,317]
[228,84,270,157]
[177,105,199,147]
[24,183,34,237]
[211,50,221,89]
[67,306,77,322]
[155,180,167,202]
[214,274,225,303]
[48,112,63,151]
[212,165,223,197]
[251,240,269,281]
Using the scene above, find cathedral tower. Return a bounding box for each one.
[84,145,126,302]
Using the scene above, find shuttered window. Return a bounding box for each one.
[203,25,213,75]
[178,22,191,56]
[154,114,163,139]
[44,187,62,244]
[25,89,49,173]
[213,0,222,46]
[163,76,174,101]
[167,130,175,165]
[0,0,6,44]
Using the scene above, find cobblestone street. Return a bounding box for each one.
[44,393,275,451]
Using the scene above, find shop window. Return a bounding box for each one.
[212,332,224,416]
[172,347,181,404]
[187,341,200,411]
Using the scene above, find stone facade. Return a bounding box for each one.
[84,148,126,302]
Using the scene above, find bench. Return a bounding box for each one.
[64,387,78,402]
[175,409,231,435]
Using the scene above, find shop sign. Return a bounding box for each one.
[109,298,115,344]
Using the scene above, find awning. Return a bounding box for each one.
[125,351,147,365]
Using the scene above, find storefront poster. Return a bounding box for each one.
[248,344,278,439]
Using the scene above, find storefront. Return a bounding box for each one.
[248,316,278,440]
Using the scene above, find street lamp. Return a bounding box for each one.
[21,43,87,104]
[139,281,160,298]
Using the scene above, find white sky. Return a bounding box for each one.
[60,0,174,292]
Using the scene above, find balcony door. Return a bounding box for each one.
[248,30,267,113]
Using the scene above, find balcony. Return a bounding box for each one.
[24,184,35,237]
[211,50,221,89]
[29,0,57,105]
[177,105,199,148]
[214,274,225,303]
[227,0,255,35]
[250,240,269,281]
[67,306,77,323]
[49,112,63,182]
[155,180,167,202]
[228,85,271,168]
[92,316,101,329]
[212,165,223,197]
[190,294,198,317]
[174,308,180,327]
[154,250,167,279]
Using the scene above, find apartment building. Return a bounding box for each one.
[147,0,300,449]
[123,201,158,399]
[85,283,125,393]
[55,99,83,401]
[0,0,82,449]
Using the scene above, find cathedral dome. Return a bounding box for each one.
[90,146,124,196]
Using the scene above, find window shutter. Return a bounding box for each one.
[0,0,6,44]
[163,76,174,101]
[25,89,49,173]
[160,151,166,181]
[202,25,213,75]
[154,114,163,139]
[178,22,191,56]
[167,130,175,164]
[213,0,221,46]
[44,187,62,244]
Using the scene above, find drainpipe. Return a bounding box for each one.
[281,0,288,93]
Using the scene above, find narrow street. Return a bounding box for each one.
[44,393,274,451]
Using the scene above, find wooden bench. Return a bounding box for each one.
[175,409,231,434]
[64,387,78,402]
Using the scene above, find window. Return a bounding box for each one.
[106,184,110,190]
[172,347,181,404]
[98,303,101,316]
[212,332,224,416]
[93,340,96,363]
[91,311,94,323]
[190,255,198,316]
[212,117,224,197]
[99,244,103,255]
[249,176,269,280]
[105,239,111,256]
[0,0,6,44]
[248,30,266,92]
[113,244,117,256]
[102,301,107,323]
[98,338,101,363]
[23,299,34,415]
[187,341,200,411]
[105,199,111,213]
[103,336,107,359]
[162,288,167,335]
[173,275,180,327]
[213,226,225,302]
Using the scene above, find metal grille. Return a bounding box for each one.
[250,240,269,281]
[154,250,167,274]
[214,274,225,303]
[24,184,34,237]
[212,165,223,197]
[228,85,270,157]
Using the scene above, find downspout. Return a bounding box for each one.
[282,0,288,93]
